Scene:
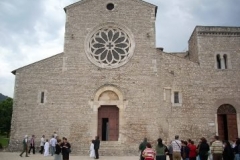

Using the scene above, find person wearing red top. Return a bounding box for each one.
[142,143,156,160]
[188,140,197,160]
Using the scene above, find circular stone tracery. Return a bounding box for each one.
[85,24,135,68]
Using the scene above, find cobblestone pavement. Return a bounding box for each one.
[0,152,140,160]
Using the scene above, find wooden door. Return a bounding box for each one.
[217,104,238,141]
[227,114,238,141]
[217,115,225,140]
[98,105,119,141]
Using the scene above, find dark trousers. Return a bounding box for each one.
[156,155,166,160]
[189,158,196,160]
[28,144,35,154]
[213,154,222,160]
[199,155,208,160]
[39,146,44,154]
[20,146,28,157]
[140,151,144,160]
[168,154,173,160]
[95,149,99,159]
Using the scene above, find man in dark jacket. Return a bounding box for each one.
[94,136,100,159]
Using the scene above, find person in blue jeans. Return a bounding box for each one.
[49,135,57,156]
[234,139,240,160]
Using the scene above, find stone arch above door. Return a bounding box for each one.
[214,99,240,113]
[94,85,124,102]
[217,104,236,114]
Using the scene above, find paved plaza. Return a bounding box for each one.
[0,152,140,160]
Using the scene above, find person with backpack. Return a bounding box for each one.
[19,135,29,157]
[181,141,190,160]
[155,138,169,160]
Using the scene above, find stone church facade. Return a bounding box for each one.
[9,0,240,155]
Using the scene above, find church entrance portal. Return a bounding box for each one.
[98,105,119,141]
[217,104,238,141]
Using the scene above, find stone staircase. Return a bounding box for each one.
[99,141,124,156]
[92,141,138,156]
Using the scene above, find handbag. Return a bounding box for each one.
[67,148,71,153]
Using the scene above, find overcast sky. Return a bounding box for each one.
[0,0,240,97]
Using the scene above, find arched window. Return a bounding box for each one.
[216,54,221,69]
[223,54,227,69]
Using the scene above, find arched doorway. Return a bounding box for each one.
[217,104,238,140]
[90,85,126,142]
[98,105,119,141]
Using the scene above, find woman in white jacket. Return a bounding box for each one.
[44,139,50,156]
[90,140,95,158]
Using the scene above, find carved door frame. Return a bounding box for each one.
[89,85,127,142]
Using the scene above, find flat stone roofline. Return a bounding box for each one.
[196,26,240,32]
[195,26,240,36]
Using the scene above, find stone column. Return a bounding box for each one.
[91,103,98,138]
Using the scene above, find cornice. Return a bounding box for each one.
[197,31,240,36]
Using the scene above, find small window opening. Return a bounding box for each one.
[174,92,179,104]
[41,92,44,103]
[106,3,114,10]
[216,54,221,69]
[223,54,227,69]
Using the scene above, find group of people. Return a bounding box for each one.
[19,132,71,160]
[139,135,240,160]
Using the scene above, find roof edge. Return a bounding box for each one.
[64,0,158,17]
[11,52,64,75]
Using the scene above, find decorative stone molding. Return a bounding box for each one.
[89,85,127,142]
[85,22,135,69]
[93,85,124,102]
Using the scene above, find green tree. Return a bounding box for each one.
[0,98,13,137]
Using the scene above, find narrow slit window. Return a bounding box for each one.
[216,54,221,69]
[41,92,44,103]
[174,92,179,104]
[223,54,227,69]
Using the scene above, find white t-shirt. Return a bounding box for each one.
[171,140,182,152]
[49,138,57,147]
[40,137,45,146]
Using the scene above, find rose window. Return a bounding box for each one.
[85,24,135,68]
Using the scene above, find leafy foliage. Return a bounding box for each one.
[0,98,13,136]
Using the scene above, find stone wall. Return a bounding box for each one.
[9,0,240,156]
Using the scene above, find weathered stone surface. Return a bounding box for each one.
[9,0,240,155]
